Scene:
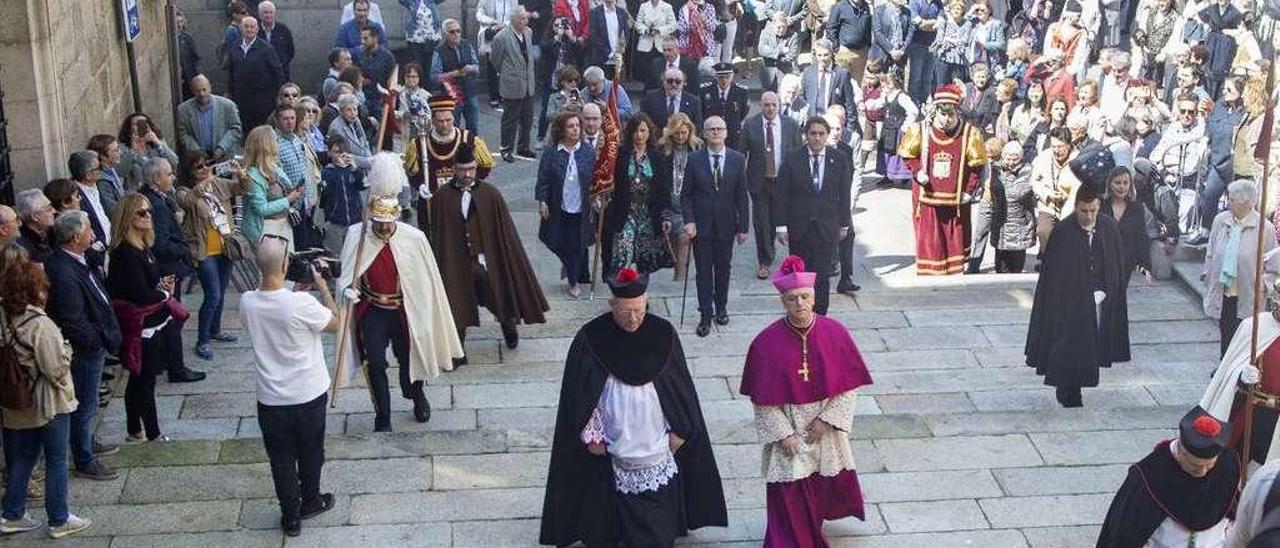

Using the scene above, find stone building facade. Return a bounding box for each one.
[0,0,176,196]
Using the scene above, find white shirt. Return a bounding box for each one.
[560,142,583,214]
[707,146,725,182]
[240,40,252,55]
[604,7,620,62]
[580,374,677,494]
[75,182,112,244]
[808,147,827,190]
[240,289,333,406]
[460,187,474,220]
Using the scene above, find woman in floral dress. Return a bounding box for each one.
[603,113,675,277]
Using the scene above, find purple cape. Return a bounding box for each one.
[740,316,873,406]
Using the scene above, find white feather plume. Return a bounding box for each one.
[366,152,409,199]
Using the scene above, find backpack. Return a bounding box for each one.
[0,313,38,411]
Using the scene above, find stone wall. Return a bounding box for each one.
[177,0,473,97]
[0,0,176,194]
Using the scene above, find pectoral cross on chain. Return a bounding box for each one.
[797,362,811,382]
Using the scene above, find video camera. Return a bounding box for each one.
[286,248,342,284]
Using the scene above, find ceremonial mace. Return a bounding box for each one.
[1239,57,1278,477]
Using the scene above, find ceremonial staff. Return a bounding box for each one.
[1239,57,1278,475]
[588,34,630,298]
[374,64,401,152]
[329,205,369,409]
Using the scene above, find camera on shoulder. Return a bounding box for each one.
[286,248,342,283]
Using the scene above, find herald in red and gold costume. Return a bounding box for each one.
[897,84,987,275]
[404,96,495,231]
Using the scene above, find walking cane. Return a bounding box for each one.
[680,234,694,327]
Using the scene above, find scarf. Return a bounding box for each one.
[1219,221,1245,288]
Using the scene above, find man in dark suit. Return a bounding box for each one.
[870,0,913,70]
[681,116,750,337]
[802,40,857,117]
[226,16,285,130]
[641,68,703,131]
[649,37,701,92]
[776,116,852,315]
[257,1,295,80]
[45,210,123,481]
[738,91,801,279]
[587,0,631,80]
[699,63,751,149]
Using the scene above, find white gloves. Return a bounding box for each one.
[343,288,360,301]
[1241,365,1262,385]
[1093,291,1106,305]
[419,184,432,200]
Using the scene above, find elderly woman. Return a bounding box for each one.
[991,142,1035,273]
[176,152,249,360]
[108,193,184,443]
[0,260,93,538]
[242,126,302,249]
[658,112,702,281]
[1204,179,1280,358]
[327,93,374,170]
[117,113,180,191]
[277,82,302,108]
[930,0,975,87]
[602,114,674,277]
[296,96,328,166]
[1102,167,1159,290]
[541,66,584,146]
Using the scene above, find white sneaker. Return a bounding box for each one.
[0,512,41,534]
[47,514,91,539]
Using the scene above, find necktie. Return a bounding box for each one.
[668,97,677,117]
[819,71,829,108]
[765,121,776,178]
[811,154,821,190]
[712,153,721,191]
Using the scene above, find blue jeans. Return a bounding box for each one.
[2,414,70,526]
[69,347,104,469]
[455,95,480,134]
[196,255,232,346]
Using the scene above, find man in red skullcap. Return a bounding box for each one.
[896,84,987,275]
[1097,406,1240,547]
[740,255,874,548]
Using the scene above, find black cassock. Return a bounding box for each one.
[1025,213,1131,389]
[1096,440,1240,547]
[539,313,728,547]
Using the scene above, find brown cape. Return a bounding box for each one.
[428,179,549,328]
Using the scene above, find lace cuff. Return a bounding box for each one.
[581,407,607,445]
[818,391,858,432]
[613,454,679,495]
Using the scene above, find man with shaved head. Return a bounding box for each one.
[0,205,18,248]
[739,91,801,279]
[176,74,244,159]
[226,15,285,129]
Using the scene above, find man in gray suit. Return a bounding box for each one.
[176,74,244,161]
[489,6,537,163]
[738,92,800,279]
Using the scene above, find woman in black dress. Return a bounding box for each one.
[107,193,182,443]
[1101,166,1158,289]
[602,113,675,277]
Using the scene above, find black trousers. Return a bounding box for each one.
[127,321,180,439]
[166,278,189,377]
[500,95,534,153]
[258,393,328,521]
[750,189,776,266]
[994,250,1027,273]
[838,229,856,281]
[693,236,734,317]
[407,40,437,78]
[359,306,423,430]
[789,233,836,315]
[1221,295,1241,359]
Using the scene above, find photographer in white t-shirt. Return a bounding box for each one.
[239,236,340,537]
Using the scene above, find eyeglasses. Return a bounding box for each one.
[135,209,152,218]
[666,78,684,84]
[198,160,214,169]
[1178,108,1197,114]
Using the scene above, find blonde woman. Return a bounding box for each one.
[108,193,185,443]
[657,112,702,281]
[242,126,302,250]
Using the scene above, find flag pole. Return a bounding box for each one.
[1241,57,1277,476]
[589,35,627,299]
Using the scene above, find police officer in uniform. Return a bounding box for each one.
[699,63,750,149]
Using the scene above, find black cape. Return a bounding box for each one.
[1096,440,1240,548]
[538,313,728,547]
[1025,213,1131,388]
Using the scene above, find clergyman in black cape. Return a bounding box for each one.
[1096,406,1240,547]
[1025,184,1131,408]
[539,268,728,547]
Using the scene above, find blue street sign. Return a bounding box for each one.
[122,0,141,42]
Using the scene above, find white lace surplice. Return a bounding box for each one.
[581,375,678,494]
[754,390,860,483]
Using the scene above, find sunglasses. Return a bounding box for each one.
[1178,109,1197,114]
[198,160,215,169]
[135,209,152,218]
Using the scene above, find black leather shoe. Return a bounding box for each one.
[282,517,301,537]
[412,391,431,423]
[836,278,860,294]
[696,317,712,337]
[515,149,537,161]
[453,356,468,368]
[373,417,392,432]
[714,312,729,326]
[503,326,519,349]
[501,151,515,163]
[167,368,206,383]
[301,493,335,520]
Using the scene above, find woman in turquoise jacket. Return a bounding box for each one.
[241,126,302,248]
